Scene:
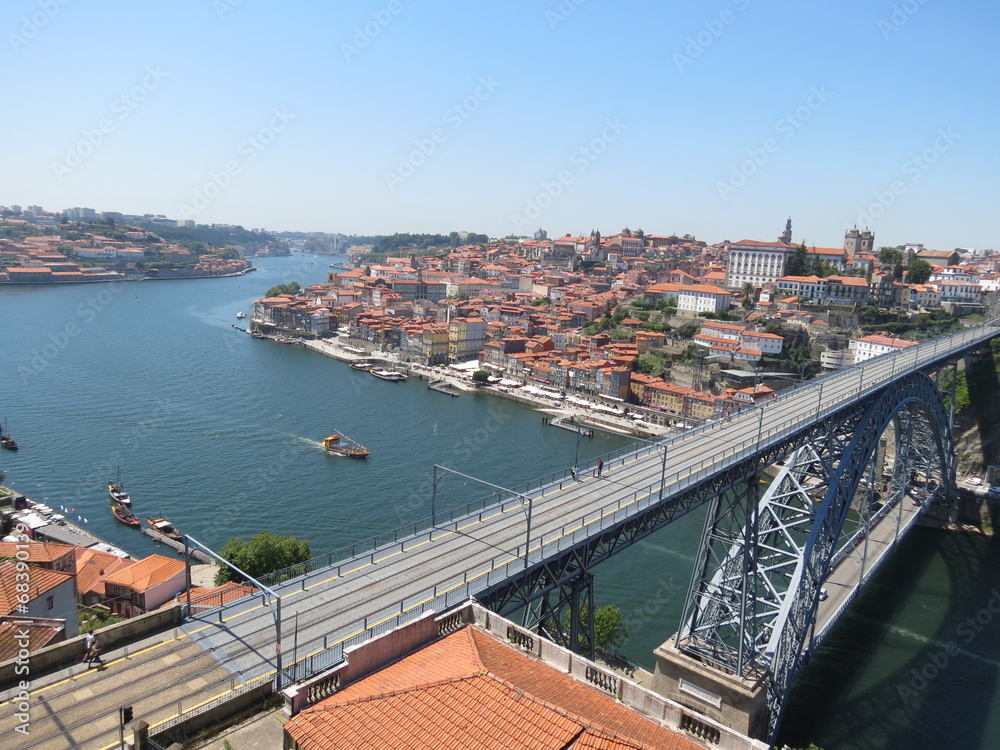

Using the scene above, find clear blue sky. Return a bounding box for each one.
[2,0,997,250]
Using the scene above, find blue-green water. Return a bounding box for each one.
[1,255,997,748]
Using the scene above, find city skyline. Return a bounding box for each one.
[2,1,997,250]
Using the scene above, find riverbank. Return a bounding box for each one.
[1,484,135,558]
[0,265,256,286]
[300,338,669,439]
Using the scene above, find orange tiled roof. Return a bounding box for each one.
[75,548,132,597]
[100,554,185,592]
[286,626,701,750]
[0,561,74,615]
[0,540,75,565]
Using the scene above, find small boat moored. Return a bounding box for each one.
[236,311,248,319]
[146,517,182,541]
[108,467,132,507]
[111,503,141,527]
[322,432,370,458]
[349,361,375,371]
[370,368,407,382]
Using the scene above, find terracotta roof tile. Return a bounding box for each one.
[287,626,703,750]
[100,554,185,592]
[0,561,74,615]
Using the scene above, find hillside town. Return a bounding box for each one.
[251,221,999,423]
[0,205,260,282]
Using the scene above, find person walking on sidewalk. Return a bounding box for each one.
[597,459,604,477]
[85,635,104,668]
[82,632,95,665]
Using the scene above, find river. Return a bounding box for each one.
[1,254,996,748]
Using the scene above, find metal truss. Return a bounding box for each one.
[674,371,955,743]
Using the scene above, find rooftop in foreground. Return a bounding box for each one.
[283,601,768,750]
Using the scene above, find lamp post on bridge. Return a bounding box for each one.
[183,535,284,689]
[429,465,534,579]
[567,416,587,466]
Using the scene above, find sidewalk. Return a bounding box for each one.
[188,707,286,750]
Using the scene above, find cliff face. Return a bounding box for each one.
[954,346,1000,478]
[951,345,1000,529]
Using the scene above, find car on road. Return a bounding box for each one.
[968,477,983,486]
[988,486,1000,499]
[818,587,829,601]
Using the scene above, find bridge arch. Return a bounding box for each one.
[678,370,956,742]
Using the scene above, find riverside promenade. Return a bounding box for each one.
[301,337,669,439]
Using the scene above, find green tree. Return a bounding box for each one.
[636,352,665,377]
[471,369,490,383]
[741,282,756,311]
[907,258,932,285]
[592,604,628,650]
[214,530,311,585]
[786,243,809,276]
[561,602,629,653]
[265,281,301,298]
[879,246,903,266]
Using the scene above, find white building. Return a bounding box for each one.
[741,330,784,355]
[935,279,983,303]
[677,284,733,314]
[725,239,794,288]
[774,275,827,301]
[851,334,919,363]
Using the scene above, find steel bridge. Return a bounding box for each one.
[148,322,1000,746]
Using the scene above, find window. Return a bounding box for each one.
[47,596,54,610]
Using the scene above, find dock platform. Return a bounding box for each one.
[428,380,461,397]
[141,526,214,563]
[547,414,595,437]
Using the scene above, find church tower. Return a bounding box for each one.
[779,218,792,244]
[844,226,860,256]
[860,228,874,255]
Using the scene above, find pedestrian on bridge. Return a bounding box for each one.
[597,459,604,477]
[571,464,579,480]
[85,635,104,668]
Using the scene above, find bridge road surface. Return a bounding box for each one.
[3,324,994,750]
[814,494,925,643]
